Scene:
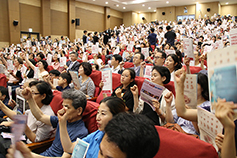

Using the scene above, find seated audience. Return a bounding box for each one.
[112,68,136,111]
[64,52,80,72]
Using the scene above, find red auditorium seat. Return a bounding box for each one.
[154,126,218,158]
[0,74,7,87]
[82,101,99,133]
[124,62,134,68]
[46,65,54,72]
[164,81,175,97]
[50,90,63,115]
[183,65,203,74]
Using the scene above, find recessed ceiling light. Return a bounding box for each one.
[226,2,229,4]
[138,11,141,13]
[154,10,156,12]
[166,1,169,4]
[123,7,126,9]
[142,4,145,7]
[93,0,95,1]
[148,7,151,9]
[116,4,119,7]
[105,2,108,4]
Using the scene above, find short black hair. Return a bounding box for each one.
[152,66,171,84]
[150,28,155,33]
[157,50,167,59]
[104,113,160,158]
[135,52,145,61]
[79,62,92,76]
[39,60,48,70]
[36,52,45,60]
[60,72,72,85]
[84,30,87,34]
[29,81,53,105]
[49,70,60,77]
[113,54,122,63]
[166,25,171,31]
[159,26,163,30]
[29,59,36,66]
[92,64,99,70]
[0,86,8,98]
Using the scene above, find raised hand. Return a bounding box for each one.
[130,85,138,97]
[115,88,122,98]
[164,92,173,105]
[21,87,33,100]
[174,67,186,85]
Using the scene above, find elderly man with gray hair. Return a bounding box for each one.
[21,88,88,157]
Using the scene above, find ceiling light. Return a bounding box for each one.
[148,7,151,9]
[142,4,145,7]
[226,2,229,4]
[123,7,126,9]
[154,10,156,12]
[93,0,95,1]
[138,11,141,13]
[105,2,108,4]
[166,1,169,4]
[116,4,119,7]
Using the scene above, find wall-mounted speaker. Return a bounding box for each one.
[76,18,80,26]
[142,17,145,20]
[107,15,111,18]
[207,8,211,12]
[71,19,75,24]
[13,20,18,26]
[162,12,165,15]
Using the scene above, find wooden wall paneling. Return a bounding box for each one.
[19,0,41,7]
[75,7,105,32]
[0,0,10,42]
[110,16,123,29]
[19,4,41,33]
[51,10,68,36]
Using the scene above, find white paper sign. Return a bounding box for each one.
[69,71,80,89]
[53,78,59,87]
[127,44,133,52]
[7,60,14,71]
[0,64,4,73]
[60,57,67,67]
[229,29,237,46]
[47,54,53,66]
[144,65,153,79]
[34,67,39,79]
[141,48,149,59]
[197,107,223,151]
[102,69,112,93]
[114,46,120,55]
[165,50,176,55]
[183,38,194,58]
[184,74,197,109]
[92,45,98,55]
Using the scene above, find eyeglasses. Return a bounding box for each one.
[32,92,41,95]
[154,56,162,59]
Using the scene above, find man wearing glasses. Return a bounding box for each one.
[147,49,166,66]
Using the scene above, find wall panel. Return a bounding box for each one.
[19,3,41,33]
[51,10,68,36]
[50,0,67,12]
[19,0,41,7]
[75,7,104,32]
[221,4,237,16]
[0,0,9,42]
[110,16,123,29]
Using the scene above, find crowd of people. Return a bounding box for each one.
[0,13,236,158]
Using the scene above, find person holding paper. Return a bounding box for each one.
[174,68,211,133]
[21,88,88,157]
[23,59,36,79]
[21,53,49,81]
[74,62,95,98]
[112,69,136,111]
[0,81,55,158]
[193,51,206,70]
[215,101,237,158]
[131,66,175,125]
[165,54,182,81]
[59,96,125,158]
